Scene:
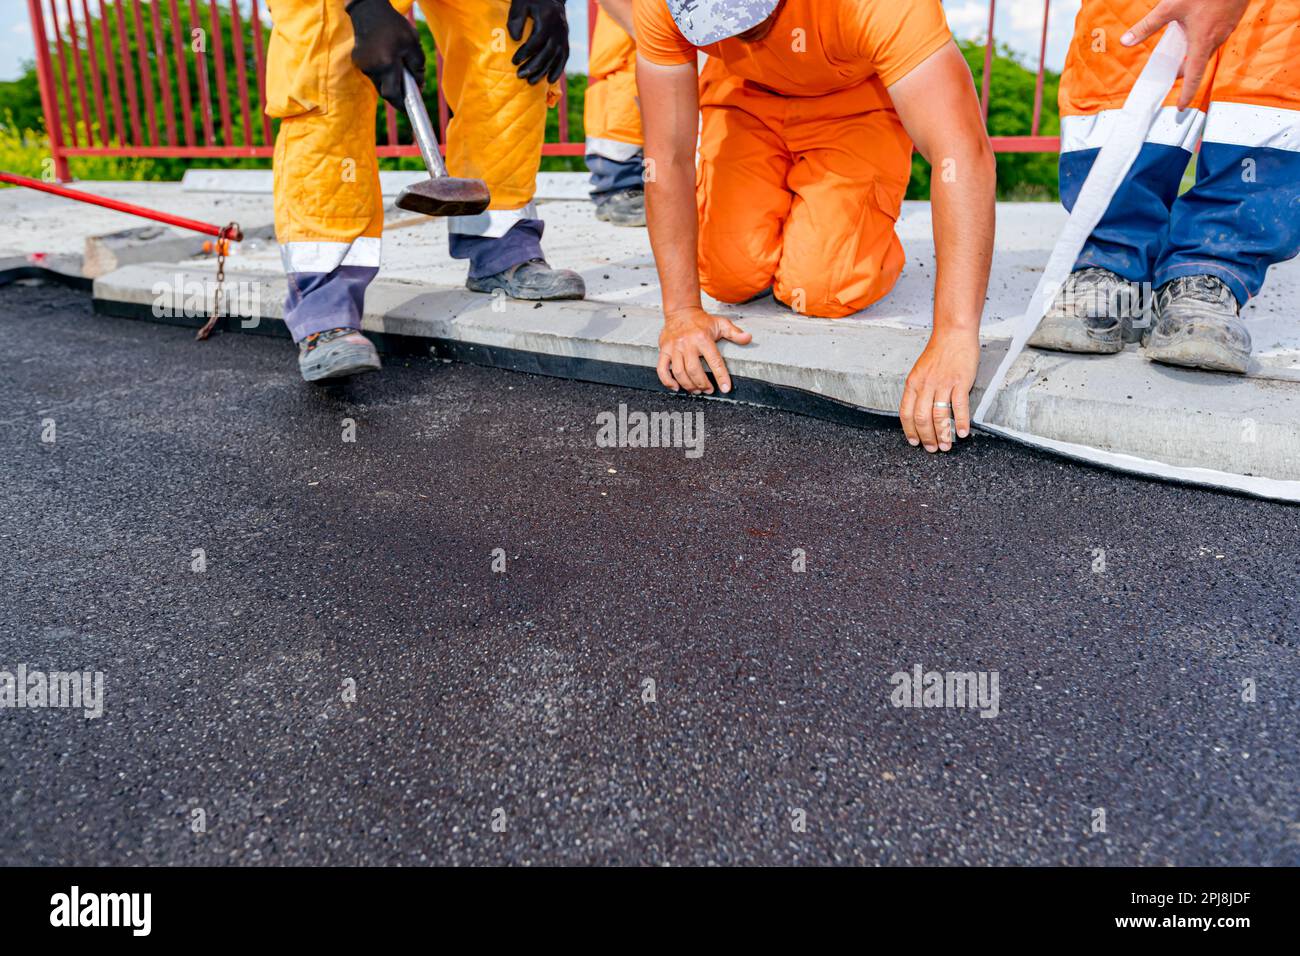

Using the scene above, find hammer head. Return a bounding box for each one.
[395,177,491,218]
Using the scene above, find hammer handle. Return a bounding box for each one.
[403,70,450,180]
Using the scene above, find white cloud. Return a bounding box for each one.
[946,0,993,38]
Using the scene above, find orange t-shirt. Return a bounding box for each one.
[634,0,952,98]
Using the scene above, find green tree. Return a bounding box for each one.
[0,64,44,133]
[908,40,1061,201]
[3,2,274,178]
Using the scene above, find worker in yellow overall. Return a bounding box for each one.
[266,0,585,382]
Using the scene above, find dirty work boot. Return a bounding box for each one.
[298,327,381,383]
[1028,267,1140,354]
[1144,275,1250,374]
[466,258,586,300]
[595,188,646,227]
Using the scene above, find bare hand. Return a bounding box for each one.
[1122,0,1250,110]
[899,328,980,453]
[656,307,752,395]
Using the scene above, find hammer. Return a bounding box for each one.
[396,70,491,218]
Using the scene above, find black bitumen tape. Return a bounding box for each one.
[0,262,93,292]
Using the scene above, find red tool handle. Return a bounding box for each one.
[0,171,243,242]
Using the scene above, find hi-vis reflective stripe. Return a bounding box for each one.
[280,236,382,275]
[585,136,644,163]
[448,202,539,239]
[1061,105,1206,153]
[1203,101,1300,152]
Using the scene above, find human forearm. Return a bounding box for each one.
[637,56,703,315]
[645,155,702,314]
[889,42,996,338]
[646,154,752,394]
[929,133,996,337]
[888,41,994,450]
[636,56,750,394]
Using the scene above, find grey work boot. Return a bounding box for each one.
[298,327,382,383]
[1028,266,1141,354]
[466,258,586,300]
[595,188,646,227]
[1144,275,1250,374]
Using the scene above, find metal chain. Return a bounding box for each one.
[196,221,239,341]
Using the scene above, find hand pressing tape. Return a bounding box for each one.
[971,22,1300,504]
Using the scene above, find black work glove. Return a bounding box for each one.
[507,0,570,85]
[347,0,426,112]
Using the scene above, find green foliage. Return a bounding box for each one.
[0,68,44,133]
[908,40,1061,201]
[2,3,274,181]
[0,119,165,180]
[541,73,587,173]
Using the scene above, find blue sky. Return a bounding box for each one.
[2,0,1084,83]
[3,0,34,82]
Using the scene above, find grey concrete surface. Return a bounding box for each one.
[1,282,1298,866]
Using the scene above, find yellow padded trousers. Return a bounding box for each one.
[583,5,641,159]
[266,0,556,329]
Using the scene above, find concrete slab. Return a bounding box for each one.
[6,174,1299,488]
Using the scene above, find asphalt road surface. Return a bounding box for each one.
[1,282,1297,866]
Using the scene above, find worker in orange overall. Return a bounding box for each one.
[1031,0,1299,375]
[635,0,997,454]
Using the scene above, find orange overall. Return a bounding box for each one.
[634,0,952,318]
[1058,0,1300,303]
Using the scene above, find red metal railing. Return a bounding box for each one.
[25,0,1060,182]
[981,0,1060,153]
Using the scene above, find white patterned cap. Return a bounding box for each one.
[665,0,782,46]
